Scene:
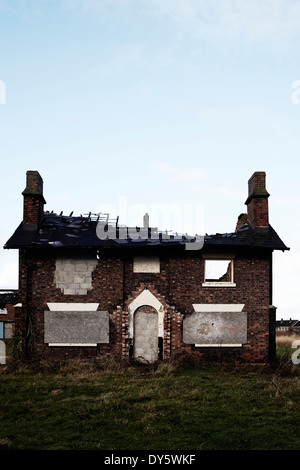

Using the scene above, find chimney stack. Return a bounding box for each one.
[143,213,149,228]
[245,171,269,228]
[22,171,46,227]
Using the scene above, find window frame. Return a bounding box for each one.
[202,257,236,287]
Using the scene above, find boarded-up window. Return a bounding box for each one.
[183,311,247,346]
[0,340,6,364]
[44,311,109,346]
[55,255,97,295]
[4,323,13,339]
[133,256,160,273]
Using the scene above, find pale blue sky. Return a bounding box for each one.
[0,0,299,317]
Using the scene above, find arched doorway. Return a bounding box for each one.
[128,289,164,363]
[133,305,158,363]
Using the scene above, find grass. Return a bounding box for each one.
[0,343,300,451]
[276,333,300,364]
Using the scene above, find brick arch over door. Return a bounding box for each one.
[128,289,164,343]
[122,284,183,361]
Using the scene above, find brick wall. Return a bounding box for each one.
[16,245,273,364]
[246,171,269,228]
[22,171,45,226]
[0,292,18,340]
[23,195,43,226]
[247,197,269,228]
[0,303,15,322]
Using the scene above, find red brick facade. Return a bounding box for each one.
[14,246,274,363]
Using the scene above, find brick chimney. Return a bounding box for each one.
[245,171,269,228]
[22,171,46,227]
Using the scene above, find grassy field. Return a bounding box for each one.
[0,338,300,451]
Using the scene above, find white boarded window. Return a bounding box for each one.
[203,259,235,287]
[133,256,160,273]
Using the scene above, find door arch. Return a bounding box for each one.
[128,289,164,363]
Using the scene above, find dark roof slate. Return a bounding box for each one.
[204,223,289,251]
[276,319,300,328]
[4,214,289,251]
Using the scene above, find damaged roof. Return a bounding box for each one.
[4,212,289,251]
[204,222,289,250]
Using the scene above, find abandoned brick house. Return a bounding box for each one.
[4,170,289,363]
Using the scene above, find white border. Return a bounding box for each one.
[128,289,164,338]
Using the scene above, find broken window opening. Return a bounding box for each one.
[203,259,235,287]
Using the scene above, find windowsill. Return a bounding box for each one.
[202,282,236,287]
[195,343,242,347]
[133,271,160,274]
[48,343,97,347]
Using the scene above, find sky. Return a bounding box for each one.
[0,0,299,318]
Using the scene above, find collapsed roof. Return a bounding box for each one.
[4,211,289,251]
[4,170,290,252]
